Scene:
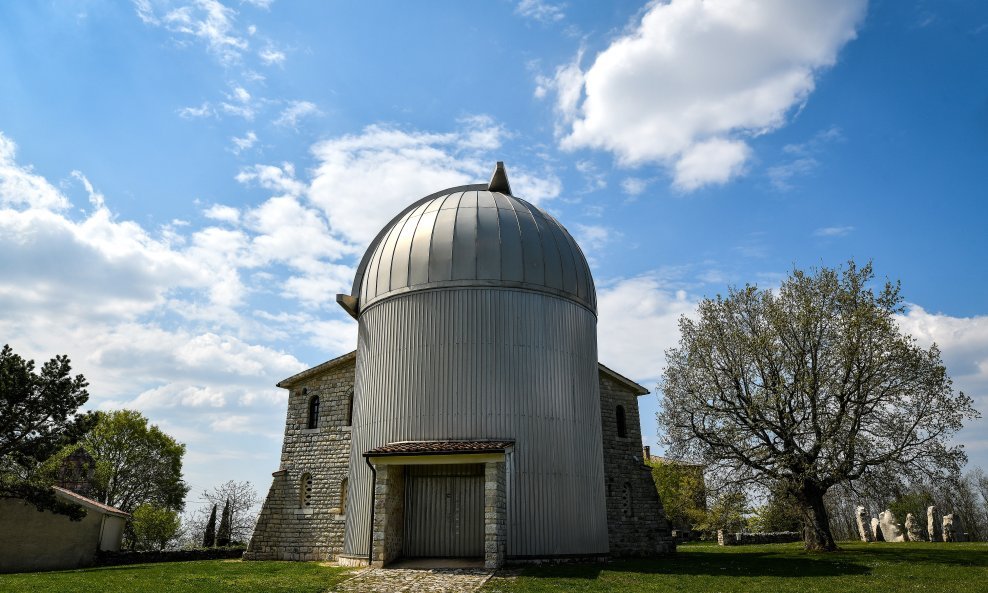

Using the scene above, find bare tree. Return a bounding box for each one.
[659,262,978,551]
[185,480,260,545]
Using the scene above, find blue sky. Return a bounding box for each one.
[2,0,987,512]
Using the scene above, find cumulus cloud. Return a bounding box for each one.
[597,275,698,382]
[546,0,867,190]
[258,47,285,65]
[0,132,70,210]
[308,118,560,246]
[230,130,257,154]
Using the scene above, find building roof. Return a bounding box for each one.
[52,487,130,518]
[342,163,596,318]
[364,440,515,457]
[276,350,356,388]
[277,350,650,396]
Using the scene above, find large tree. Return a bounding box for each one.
[185,480,260,546]
[0,344,95,518]
[659,262,978,551]
[46,409,189,514]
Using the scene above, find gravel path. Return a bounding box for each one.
[333,567,494,593]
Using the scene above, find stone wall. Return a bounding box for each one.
[484,461,507,569]
[245,356,354,561]
[370,464,406,567]
[718,531,801,546]
[598,372,675,556]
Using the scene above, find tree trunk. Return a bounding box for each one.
[795,481,839,551]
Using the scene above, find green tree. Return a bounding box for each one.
[749,484,803,533]
[0,344,95,519]
[46,410,189,514]
[700,489,749,534]
[216,498,232,546]
[647,458,706,531]
[202,504,217,547]
[659,262,978,551]
[131,504,182,551]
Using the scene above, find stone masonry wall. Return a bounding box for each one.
[598,372,675,556]
[245,357,355,561]
[484,461,507,569]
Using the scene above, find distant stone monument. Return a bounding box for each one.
[943,513,964,542]
[871,517,885,542]
[927,506,940,542]
[855,506,872,542]
[904,513,923,541]
[879,510,906,542]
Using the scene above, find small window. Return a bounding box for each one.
[616,405,627,438]
[307,395,320,429]
[300,473,313,508]
[345,388,354,426]
[622,482,634,518]
[339,478,348,514]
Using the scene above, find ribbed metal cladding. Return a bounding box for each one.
[342,289,609,558]
[404,464,484,558]
[355,190,596,314]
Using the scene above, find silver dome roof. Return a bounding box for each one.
[342,164,596,316]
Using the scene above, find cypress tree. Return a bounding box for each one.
[202,504,217,547]
[217,498,232,546]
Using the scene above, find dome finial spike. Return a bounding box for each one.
[487,161,512,195]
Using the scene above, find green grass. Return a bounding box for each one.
[0,559,353,593]
[482,541,988,593]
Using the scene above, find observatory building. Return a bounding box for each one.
[246,164,673,568]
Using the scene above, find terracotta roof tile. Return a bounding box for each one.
[52,486,130,518]
[365,440,514,456]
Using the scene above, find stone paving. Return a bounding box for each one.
[333,567,494,593]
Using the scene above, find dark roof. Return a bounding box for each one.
[278,351,649,396]
[52,487,130,518]
[598,362,650,395]
[276,350,356,388]
[345,163,596,317]
[364,440,514,457]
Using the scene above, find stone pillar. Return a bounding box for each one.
[871,517,885,542]
[879,510,905,542]
[855,506,872,542]
[484,461,507,570]
[943,513,964,542]
[927,506,940,542]
[370,464,405,567]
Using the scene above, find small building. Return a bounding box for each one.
[247,164,674,568]
[0,487,128,573]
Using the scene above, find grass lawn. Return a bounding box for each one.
[0,559,353,593]
[482,541,988,593]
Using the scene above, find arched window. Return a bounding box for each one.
[307,394,320,429]
[616,405,627,438]
[345,388,354,426]
[299,472,313,508]
[339,478,348,514]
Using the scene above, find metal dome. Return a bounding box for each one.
[341,163,597,316]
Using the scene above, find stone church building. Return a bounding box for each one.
[246,164,674,568]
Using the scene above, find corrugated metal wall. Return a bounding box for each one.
[404,464,484,558]
[342,288,609,558]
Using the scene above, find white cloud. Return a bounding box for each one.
[178,102,214,119]
[258,47,285,65]
[203,204,241,224]
[621,177,649,196]
[139,0,250,65]
[573,223,615,253]
[515,0,565,23]
[547,0,866,190]
[768,126,844,190]
[273,100,321,129]
[308,119,557,246]
[597,275,698,383]
[235,162,305,196]
[230,130,257,154]
[813,225,854,237]
[0,132,70,210]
